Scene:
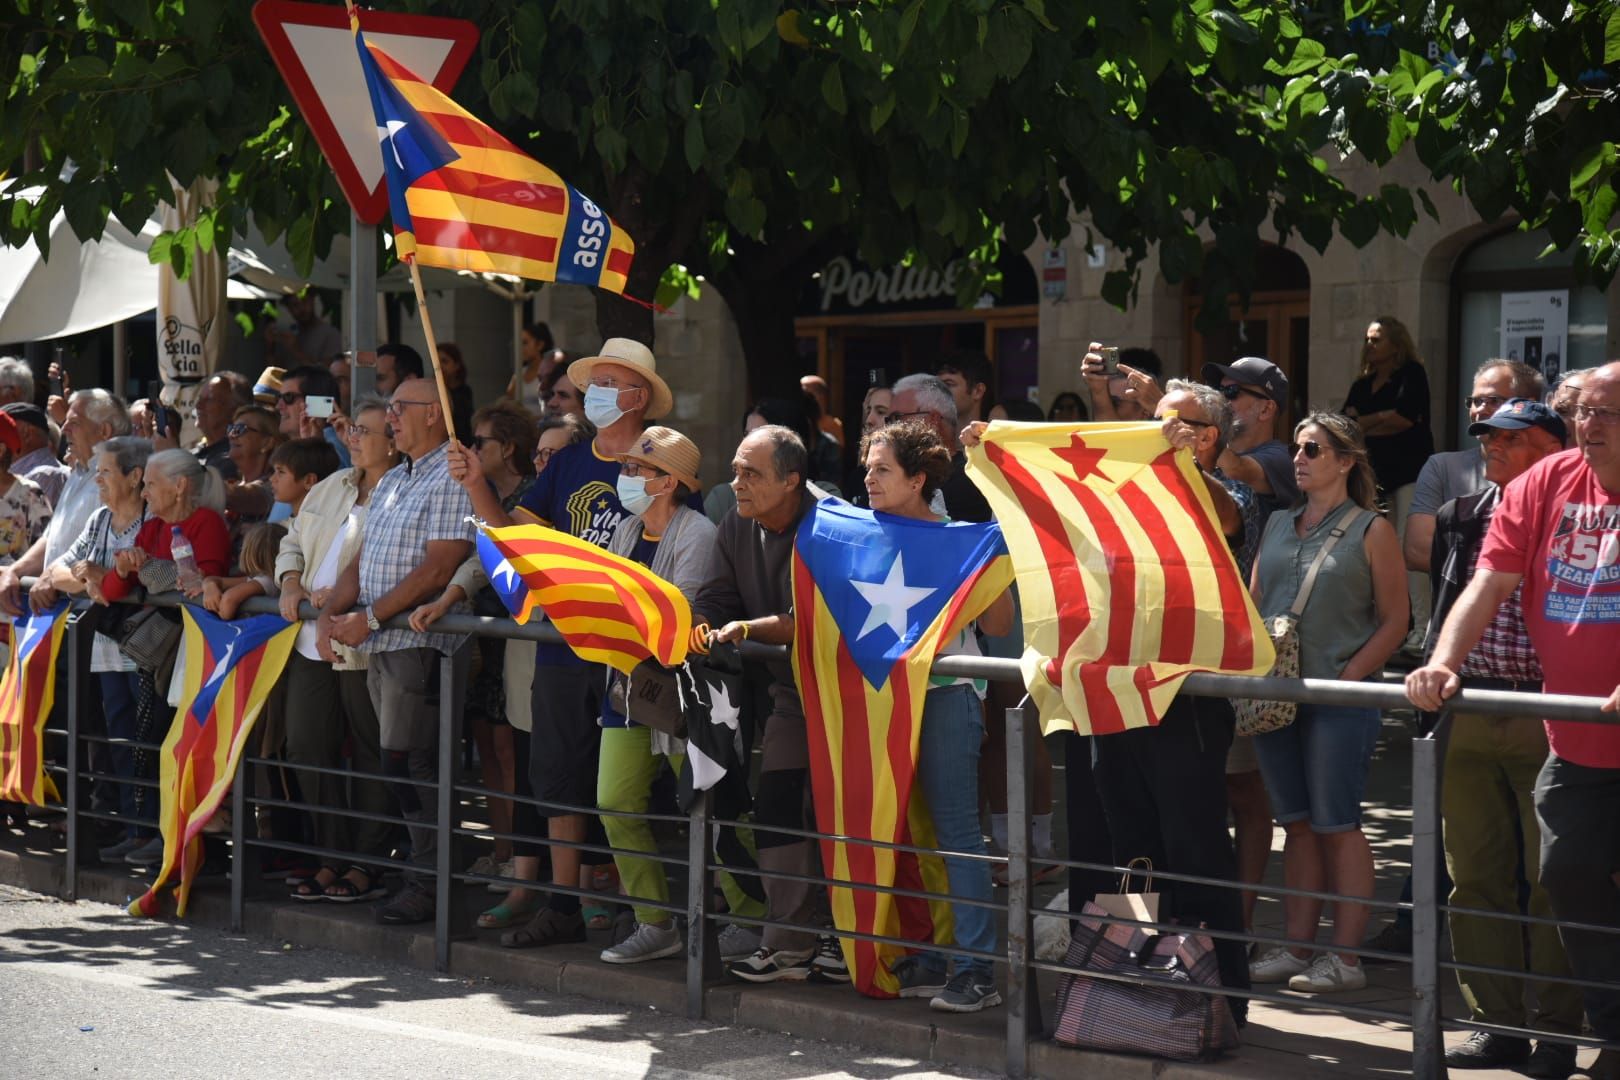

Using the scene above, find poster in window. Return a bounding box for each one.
[1499,290,1569,382]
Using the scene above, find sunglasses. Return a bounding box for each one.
[227,423,270,438]
[1175,417,1216,429]
[1293,439,1328,460]
[468,434,501,450]
[1218,383,1270,402]
[277,391,306,405]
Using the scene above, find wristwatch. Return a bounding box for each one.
[365,606,380,632]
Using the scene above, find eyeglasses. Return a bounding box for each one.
[1466,394,1508,413]
[277,391,306,405]
[534,447,557,466]
[227,423,270,438]
[1574,405,1620,426]
[385,400,434,417]
[885,410,934,426]
[1293,439,1327,460]
[468,435,501,450]
[1218,383,1270,402]
[1174,417,1216,429]
[589,377,643,392]
[348,423,384,439]
[619,461,665,478]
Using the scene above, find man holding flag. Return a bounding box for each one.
[324,378,475,926]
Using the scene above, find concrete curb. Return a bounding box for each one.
[0,842,1338,1078]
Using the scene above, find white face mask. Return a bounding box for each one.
[615,474,656,515]
[584,383,628,428]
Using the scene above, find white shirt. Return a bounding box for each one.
[294,506,363,661]
[43,466,100,567]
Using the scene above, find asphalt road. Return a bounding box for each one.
[0,885,991,1080]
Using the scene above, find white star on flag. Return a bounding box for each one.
[850,552,936,642]
[378,119,408,168]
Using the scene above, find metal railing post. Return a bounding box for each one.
[1005,700,1037,1078]
[434,652,463,973]
[686,787,717,1020]
[1411,728,1444,1079]
[230,748,247,931]
[62,615,80,901]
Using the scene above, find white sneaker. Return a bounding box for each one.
[1249,947,1311,983]
[600,920,682,964]
[486,860,515,893]
[716,922,762,961]
[1288,952,1367,993]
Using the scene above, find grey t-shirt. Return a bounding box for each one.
[1243,439,1300,518]
[1410,447,1489,517]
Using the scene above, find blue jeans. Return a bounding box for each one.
[99,670,149,840]
[913,683,995,977]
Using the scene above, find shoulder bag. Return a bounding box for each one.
[1233,505,1367,737]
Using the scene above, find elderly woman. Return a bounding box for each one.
[34,436,154,861]
[1247,413,1407,994]
[866,419,1013,1014]
[225,405,281,520]
[274,395,400,902]
[596,427,769,965]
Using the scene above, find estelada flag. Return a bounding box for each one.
[967,421,1273,736]
[353,20,636,293]
[476,520,690,675]
[0,602,69,806]
[131,609,299,918]
[791,500,1014,997]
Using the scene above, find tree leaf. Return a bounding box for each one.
[821,63,847,114]
[870,92,896,134]
[898,1,922,54]
[1572,141,1616,196]
[683,113,705,172]
[1607,6,1620,65]
[1209,9,1259,46]
[703,99,746,166]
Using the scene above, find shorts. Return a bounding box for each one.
[1253,704,1382,832]
[528,661,605,818]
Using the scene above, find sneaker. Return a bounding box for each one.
[125,836,166,867]
[717,922,763,962]
[1363,919,1412,962]
[727,946,813,983]
[808,935,851,984]
[930,969,1002,1013]
[1249,946,1311,983]
[1287,952,1367,993]
[1526,1040,1577,1079]
[464,854,499,882]
[1445,1032,1530,1070]
[98,836,143,862]
[375,883,436,925]
[600,920,682,964]
[890,954,948,999]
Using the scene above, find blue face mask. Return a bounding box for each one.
[584,384,626,428]
[616,474,656,516]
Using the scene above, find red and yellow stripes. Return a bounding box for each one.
[0,606,68,807]
[793,550,1011,997]
[967,421,1273,736]
[480,522,690,675]
[131,610,299,918]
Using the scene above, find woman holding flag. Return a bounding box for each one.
[862,419,1013,1013]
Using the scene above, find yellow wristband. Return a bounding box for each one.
[740,622,750,640]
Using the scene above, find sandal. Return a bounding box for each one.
[291,867,340,902]
[500,907,585,949]
[477,898,540,929]
[324,867,386,904]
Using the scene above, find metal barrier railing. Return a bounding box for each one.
[13,587,1616,1079]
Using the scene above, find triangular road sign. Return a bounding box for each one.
[252,0,479,225]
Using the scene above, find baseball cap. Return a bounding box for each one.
[1,402,50,434]
[1202,356,1289,406]
[1467,398,1567,443]
[0,410,20,455]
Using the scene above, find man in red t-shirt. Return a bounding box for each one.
[1409,361,1620,1076]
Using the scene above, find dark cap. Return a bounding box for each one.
[0,410,18,455]
[1,402,49,434]
[1467,397,1567,443]
[1202,356,1288,406]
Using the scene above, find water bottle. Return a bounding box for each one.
[171,526,203,594]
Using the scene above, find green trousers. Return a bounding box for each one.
[1442,713,1582,1033]
[597,724,765,926]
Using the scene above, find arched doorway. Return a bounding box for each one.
[1183,246,1311,429]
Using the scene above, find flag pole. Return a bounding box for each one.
[405,257,459,443]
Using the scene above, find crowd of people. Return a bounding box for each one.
[0,319,1616,1073]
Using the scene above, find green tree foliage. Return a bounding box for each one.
[1,0,1615,395]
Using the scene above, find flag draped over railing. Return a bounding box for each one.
[475,520,691,675]
[0,603,69,807]
[966,421,1274,736]
[131,609,299,918]
[791,500,1014,997]
[352,19,636,293]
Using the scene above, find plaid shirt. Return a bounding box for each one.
[1213,467,1262,582]
[1458,538,1542,683]
[356,441,474,656]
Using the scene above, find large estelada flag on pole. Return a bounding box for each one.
[352,18,636,293]
[476,521,691,675]
[791,500,1013,998]
[967,422,1273,736]
[0,603,69,806]
[131,609,299,918]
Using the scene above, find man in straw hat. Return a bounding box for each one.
[451,337,676,948]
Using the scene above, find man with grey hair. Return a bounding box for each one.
[1,389,131,616]
[890,373,990,522]
[0,356,35,405]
